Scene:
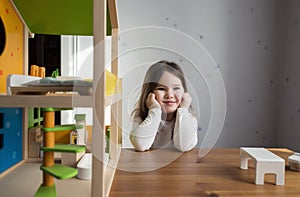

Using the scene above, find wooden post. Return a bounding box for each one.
[110,27,119,162]
[117,84,122,145]
[43,111,55,186]
[92,0,106,196]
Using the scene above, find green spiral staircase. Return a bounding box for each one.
[34,108,86,197]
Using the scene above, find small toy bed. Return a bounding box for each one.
[7,71,119,96]
[9,76,92,95]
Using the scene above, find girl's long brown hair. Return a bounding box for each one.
[132,60,188,121]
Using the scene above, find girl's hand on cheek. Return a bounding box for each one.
[180,93,192,109]
[146,93,161,109]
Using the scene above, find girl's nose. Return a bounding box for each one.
[165,89,174,98]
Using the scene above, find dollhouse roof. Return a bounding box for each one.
[12,0,115,36]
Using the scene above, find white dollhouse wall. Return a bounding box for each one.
[60,35,112,128]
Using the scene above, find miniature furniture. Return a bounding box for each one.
[35,108,86,196]
[240,147,285,185]
[288,153,300,171]
[6,74,41,95]
[77,152,110,180]
[77,153,93,180]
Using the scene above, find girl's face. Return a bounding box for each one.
[153,71,184,116]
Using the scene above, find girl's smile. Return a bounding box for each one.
[163,100,176,105]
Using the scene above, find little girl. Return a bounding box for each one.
[130,60,198,152]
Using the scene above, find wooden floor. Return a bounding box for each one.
[110,148,300,197]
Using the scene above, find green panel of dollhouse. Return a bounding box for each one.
[12,0,112,36]
[0,108,22,173]
[28,108,43,129]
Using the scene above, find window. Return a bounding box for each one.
[0,17,6,56]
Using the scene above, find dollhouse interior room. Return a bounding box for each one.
[0,0,121,196]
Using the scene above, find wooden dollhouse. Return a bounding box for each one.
[0,0,121,196]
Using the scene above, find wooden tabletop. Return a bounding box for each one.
[110,148,300,197]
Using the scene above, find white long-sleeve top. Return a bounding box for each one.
[130,107,198,152]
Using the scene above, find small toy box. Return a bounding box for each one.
[77,153,110,180]
[288,153,300,171]
[77,153,92,180]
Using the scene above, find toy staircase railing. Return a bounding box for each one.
[34,108,86,197]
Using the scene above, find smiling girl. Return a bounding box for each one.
[130,60,198,152]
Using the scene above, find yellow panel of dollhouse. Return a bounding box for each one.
[0,0,23,93]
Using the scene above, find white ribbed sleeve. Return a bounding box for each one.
[130,108,162,151]
[173,108,198,152]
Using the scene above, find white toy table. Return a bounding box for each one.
[240,147,285,185]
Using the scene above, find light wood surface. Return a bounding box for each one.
[110,148,300,197]
[0,94,92,107]
[92,0,120,196]
[0,94,121,108]
[92,0,106,195]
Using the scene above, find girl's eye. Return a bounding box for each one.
[156,87,165,91]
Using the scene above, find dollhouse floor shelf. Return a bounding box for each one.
[42,124,83,132]
[42,107,73,112]
[10,86,92,96]
[34,184,57,197]
[41,144,86,153]
[40,164,78,180]
[0,94,121,108]
[0,94,93,108]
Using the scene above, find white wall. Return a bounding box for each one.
[279,0,300,152]
[117,0,291,149]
